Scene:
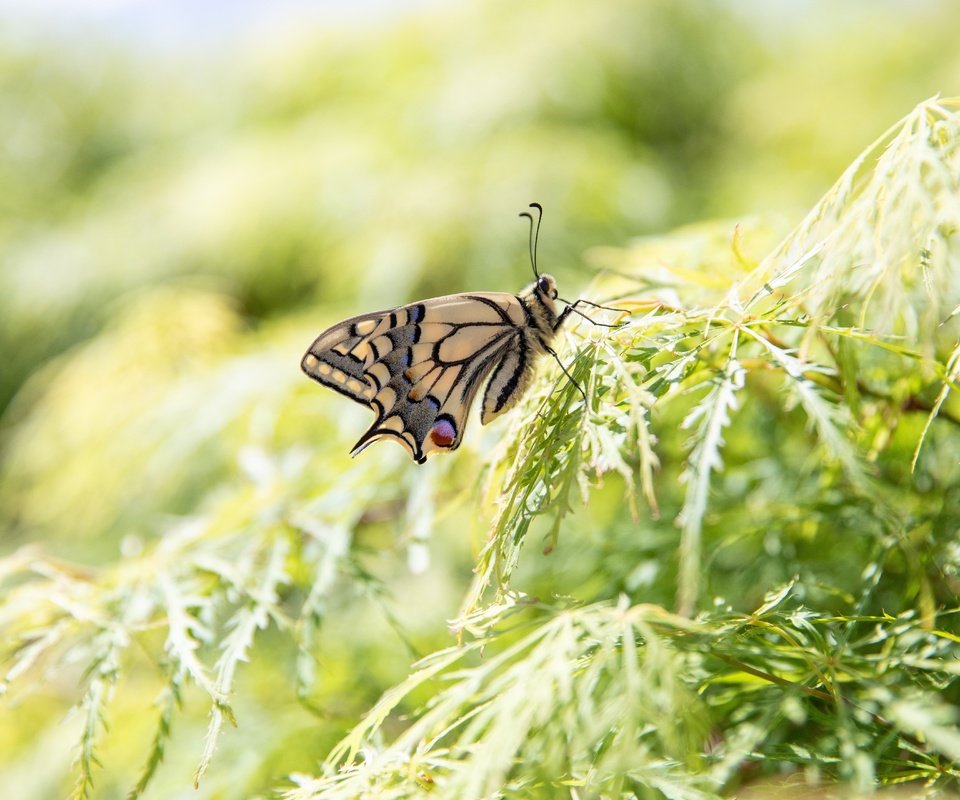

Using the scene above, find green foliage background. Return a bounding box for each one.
[1,1,960,798]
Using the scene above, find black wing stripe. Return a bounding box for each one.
[517,295,536,327]
[431,327,516,366]
[463,336,517,400]
[311,375,366,402]
[352,426,425,464]
[466,294,516,324]
[494,338,527,413]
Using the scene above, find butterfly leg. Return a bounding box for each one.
[544,344,587,404]
[555,298,625,330]
[565,297,624,313]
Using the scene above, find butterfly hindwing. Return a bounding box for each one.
[480,336,532,424]
[303,293,530,463]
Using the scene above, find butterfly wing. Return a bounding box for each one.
[302,293,527,463]
[480,340,534,425]
[299,310,383,404]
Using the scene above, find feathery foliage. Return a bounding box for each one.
[286,96,960,798]
[2,7,960,794]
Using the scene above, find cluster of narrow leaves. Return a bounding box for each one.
[467,97,960,617]
[288,586,960,800]
[0,328,428,799]
[286,598,711,800]
[293,97,960,797]
[1,97,960,798]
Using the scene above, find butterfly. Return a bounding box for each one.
[301,203,612,463]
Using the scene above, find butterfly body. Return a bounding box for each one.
[302,274,562,463]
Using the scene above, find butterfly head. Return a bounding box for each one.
[536,274,559,302]
[522,272,559,328]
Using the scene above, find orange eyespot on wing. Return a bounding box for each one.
[429,417,457,448]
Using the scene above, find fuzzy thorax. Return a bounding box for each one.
[519,273,560,342]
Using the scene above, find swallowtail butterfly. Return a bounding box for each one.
[301,204,607,463]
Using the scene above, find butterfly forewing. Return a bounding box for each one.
[302,292,540,463]
[300,311,389,403]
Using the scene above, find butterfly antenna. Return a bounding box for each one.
[530,202,543,278]
[518,202,543,279]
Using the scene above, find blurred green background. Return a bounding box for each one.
[3,0,959,429]
[1,0,959,796]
